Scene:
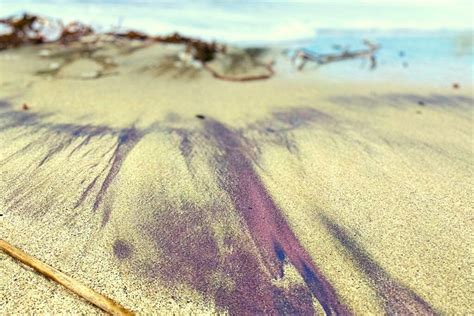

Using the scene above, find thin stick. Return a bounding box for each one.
[0,239,134,316]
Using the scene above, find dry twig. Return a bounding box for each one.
[0,239,134,315]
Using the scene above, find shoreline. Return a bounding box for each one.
[1,13,471,88]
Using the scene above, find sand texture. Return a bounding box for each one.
[0,41,473,315]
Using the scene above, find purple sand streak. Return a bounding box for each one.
[205,119,350,315]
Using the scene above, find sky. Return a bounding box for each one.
[0,0,472,42]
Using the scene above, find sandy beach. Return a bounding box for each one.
[0,37,472,315]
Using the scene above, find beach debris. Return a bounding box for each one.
[292,39,380,70]
[110,30,226,63]
[418,101,425,106]
[141,39,274,81]
[0,14,45,50]
[0,239,134,315]
[133,32,270,80]
[58,21,94,44]
[196,114,206,120]
[113,30,149,41]
[184,39,224,63]
[452,83,460,89]
[22,103,29,110]
[0,13,274,82]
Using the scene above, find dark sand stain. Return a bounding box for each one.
[329,93,473,108]
[94,128,142,226]
[136,109,337,314]
[144,201,298,314]
[204,118,349,315]
[247,107,334,154]
[0,108,50,133]
[174,128,194,166]
[0,104,142,225]
[113,239,133,260]
[272,285,315,315]
[2,99,445,314]
[0,100,11,108]
[320,215,437,315]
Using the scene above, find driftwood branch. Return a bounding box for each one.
[0,239,134,316]
[292,40,380,70]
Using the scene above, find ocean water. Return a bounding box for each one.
[293,31,473,85]
[1,0,472,85]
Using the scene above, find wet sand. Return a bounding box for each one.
[0,41,472,314]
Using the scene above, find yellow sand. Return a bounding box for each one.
[0,41,472,314]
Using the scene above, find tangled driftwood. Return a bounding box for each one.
[292,40,380,70]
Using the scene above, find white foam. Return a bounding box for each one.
[1,0,471,44]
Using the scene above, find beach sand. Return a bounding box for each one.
[0,40,472,314]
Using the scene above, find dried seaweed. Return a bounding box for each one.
[58,22,94,44]
[108,31,225,62]
[0,14,45,49]
[0,13,275,82]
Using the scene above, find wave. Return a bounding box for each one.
[1,0,472,45]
